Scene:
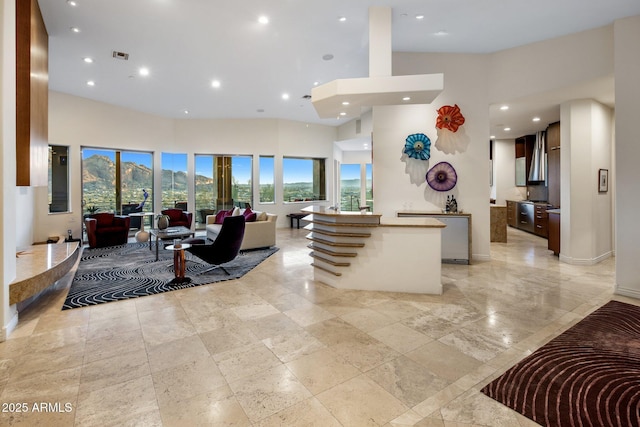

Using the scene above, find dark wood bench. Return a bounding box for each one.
[287,213,307,229]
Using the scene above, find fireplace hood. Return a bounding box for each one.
[312,7,443,119]
[528,131,546,182]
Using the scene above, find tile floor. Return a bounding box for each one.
[0,226,633,426]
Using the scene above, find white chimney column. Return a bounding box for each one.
[368,7,392,77]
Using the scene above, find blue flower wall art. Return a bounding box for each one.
[403,133,431,161]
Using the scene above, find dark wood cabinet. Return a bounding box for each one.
[534,203,549,238]
[548,211,560,255]
[547,122,561,207]
[515,135,536,185]
[506,201,517,227]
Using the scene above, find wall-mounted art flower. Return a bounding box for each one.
[434,104,470,155]
[436,104,465,132]
[426,161,458,192]
[403,133,431,161]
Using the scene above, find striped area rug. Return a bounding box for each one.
[481,300,640,427]
[63,242,278,310]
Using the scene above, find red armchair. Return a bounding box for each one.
[161,209,193,229]
[85,213,131,248]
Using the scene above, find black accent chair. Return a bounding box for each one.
[121,203,142,229]
[186,215,245,275]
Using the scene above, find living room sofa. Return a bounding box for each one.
[206,208,277,250]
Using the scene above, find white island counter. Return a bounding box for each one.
[302,206,445,294]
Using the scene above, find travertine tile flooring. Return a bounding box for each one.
[0,226,633,426]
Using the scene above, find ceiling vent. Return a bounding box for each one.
[301,95,312,100]
[112,51,129,60]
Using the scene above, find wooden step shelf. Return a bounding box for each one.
[307,243,357,257]
[304,226,371,238]
[309,252,351,267]
[310,262,342,276]
[305,235,365,248]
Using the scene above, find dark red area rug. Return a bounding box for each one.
[481,300,640,427]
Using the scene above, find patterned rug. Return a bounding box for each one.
[63,242,278,310]
[481,300,640,427]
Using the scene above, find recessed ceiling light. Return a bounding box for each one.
[490,135,496,139]
[67,0,77,6]
[434,30,448,36]
[416,15,425,20]
[70,27,80,33]
[340,112,346,116]
[504,127,511,131]
[83,57,93,63]
[86,80,95,86]
[183,110,189,115]
[342,101,350,106]
[258,16,269,24]
[313,81,320,86]
[532,117,541,122]
[139,67,150,76]
[402,97,411,101]
[211,80,221,88]
[282,93,290,100]
[338,16,346,22]
[500,105,509,110]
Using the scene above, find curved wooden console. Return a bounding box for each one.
[302,206,445,294]
[10,242,80,305]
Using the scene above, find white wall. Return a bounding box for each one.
[613,15,640,298]
[43,91,338,241]
[1,0,19,339]
[384,53,491,260]
[560,99,613,265]
[492,139,526,205]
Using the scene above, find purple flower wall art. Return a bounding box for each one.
[426,161,458,192]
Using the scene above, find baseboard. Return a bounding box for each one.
[615,286,640,300]
[0,310,19,342]
[559,251,612,265]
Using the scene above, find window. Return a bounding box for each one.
[81,148,153,215]
[259,156,275,203]
[161,153,188,209]
[340,163,361,211]
[194,154,253,227]
[48,145,70,213]
[282,157,326,202]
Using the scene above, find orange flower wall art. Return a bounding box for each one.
[435,104,470,155]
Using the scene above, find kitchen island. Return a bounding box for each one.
[302,206,445,294]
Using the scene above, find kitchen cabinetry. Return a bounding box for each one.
[548,210,560,255]
[506,201,517,227]
[547,122,561,207]
[534,204,549,237]
[507,200,549,239]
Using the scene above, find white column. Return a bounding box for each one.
[1,0,19,341]
[368,7,392,77]
[614,16,640,297]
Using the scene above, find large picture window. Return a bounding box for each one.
[81,148,153,216]
[259,156,275,203]
[48,145,69,213]
[282,157,326,202]
[194,154,253,227]
[161,153,188,210]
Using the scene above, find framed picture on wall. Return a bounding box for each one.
[598,169,608,193]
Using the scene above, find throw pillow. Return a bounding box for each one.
[232,207,241,216]
[255,211,267,221]
[214,210,228,224]
[243,208,257,222]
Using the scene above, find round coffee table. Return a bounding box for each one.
[166,243,191,284]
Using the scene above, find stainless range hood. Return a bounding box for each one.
[528,131,546,182]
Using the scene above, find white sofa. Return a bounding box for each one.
[206,209,277,251]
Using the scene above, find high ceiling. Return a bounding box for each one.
[39,0,640,140]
